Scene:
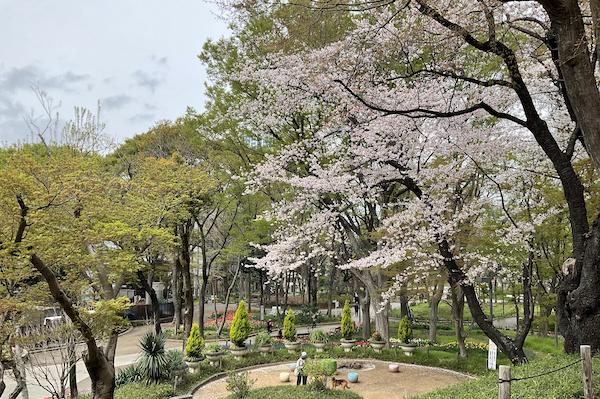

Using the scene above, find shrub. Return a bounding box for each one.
[304,358,338,391]
[397,316,413,344]
[254,331,272,347]
[340,300,354,340]
[185,324,205,359]
[310,330,328,343]
[370,331,383,342]
[283,308,297,342]
[115,364,142,387]
[230,300,251,347]
[165,349,187,378]
[320,358,337,376]
[225,370,256,398]
[205,342,223,353]
[138,332,168,384]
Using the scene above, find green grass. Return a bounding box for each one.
[416,353,600,399]
[391,301,528,322]
[225,385,363,399]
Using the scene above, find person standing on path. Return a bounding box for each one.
[295,351,308,385]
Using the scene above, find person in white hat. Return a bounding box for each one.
[295,351,308,385]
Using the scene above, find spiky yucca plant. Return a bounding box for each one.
[138,332,168,384]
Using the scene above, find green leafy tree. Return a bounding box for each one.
[398,316,413,344]
[283,308,296,342]
[185,324,205,359]
[341,300,354,340]
[230,300,251,347]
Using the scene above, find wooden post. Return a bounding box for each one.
[581,345,593,399]
[499,365,511,399]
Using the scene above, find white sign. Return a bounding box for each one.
[487,339,497,370]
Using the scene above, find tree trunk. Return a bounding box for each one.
[69,338,79,398]
[137,270,162,335]
[178,221,194,342]
[218,262,242,336]
[198,271,209,337]
[360,290,371,339]
[450,281,467,358]
[429,277,445,343]
[172,259,182,333]
[352,270,389,340]
[11,344,28,399]
[0,362,5,398]
[327,266,336,317]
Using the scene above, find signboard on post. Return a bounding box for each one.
[488,339,497,370]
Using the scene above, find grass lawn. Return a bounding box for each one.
[226,386,363,399]
[391,301,533,322]
[416,353,600,399]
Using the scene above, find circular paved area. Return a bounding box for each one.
[193,359,469,399]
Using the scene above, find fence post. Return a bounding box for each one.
[499,365,511,399]
[581,345,593,399]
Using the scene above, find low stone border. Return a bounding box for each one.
[186,357,473,397]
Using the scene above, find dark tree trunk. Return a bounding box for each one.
[198,272,209,337]
[69,339,79,398]
[327,266,336,317]
[218,262,242,336]
[178,221,194,342]
[172,259,182,333]
[137,270,161,335]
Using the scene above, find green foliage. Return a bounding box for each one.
[114,382,174,399]
[165,349,187,378]
[205,342,223,353]
[310,329,328,343]
[185,324,205,359]
[230,301,251,347]
[283,308,296,341]
[417,354,600,399]
[398,316,413,344]
[341,300,354,340]
[303,359,329,391]
[137,332,168,384]
[254,331,272,347]
[115,364,142,387]
[225,370,256,399]
[224,385,362,399]
[320,359,338,376]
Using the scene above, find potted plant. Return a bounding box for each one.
[339,300,356,352]
[229,300,251,359]
[184,324,204,373]
[204,343,225,366]
[283,308,300,353]
[310,330,328,352]
[254,331,273,356]
[397,316,416,356]
[369,331,386,353]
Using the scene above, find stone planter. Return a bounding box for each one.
[258,344,272,356]
[230,345,248,360]
[185,358,202,374]
[369,340,386,353]
[205,351,225,367]
[313,342,326,353]
[284,341,301,353]
[399,343,417,356]
[340,339,356,353]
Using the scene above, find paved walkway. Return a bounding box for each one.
[193,359,468,399]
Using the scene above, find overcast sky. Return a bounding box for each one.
[0,0,229,146]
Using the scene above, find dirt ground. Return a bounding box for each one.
[193,359,469,399]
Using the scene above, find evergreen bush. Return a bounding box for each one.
[341,300,354,340]
[398,316,413,344]
[185,324,205,359]
[283,308,297,342]
[230,300,251,347]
